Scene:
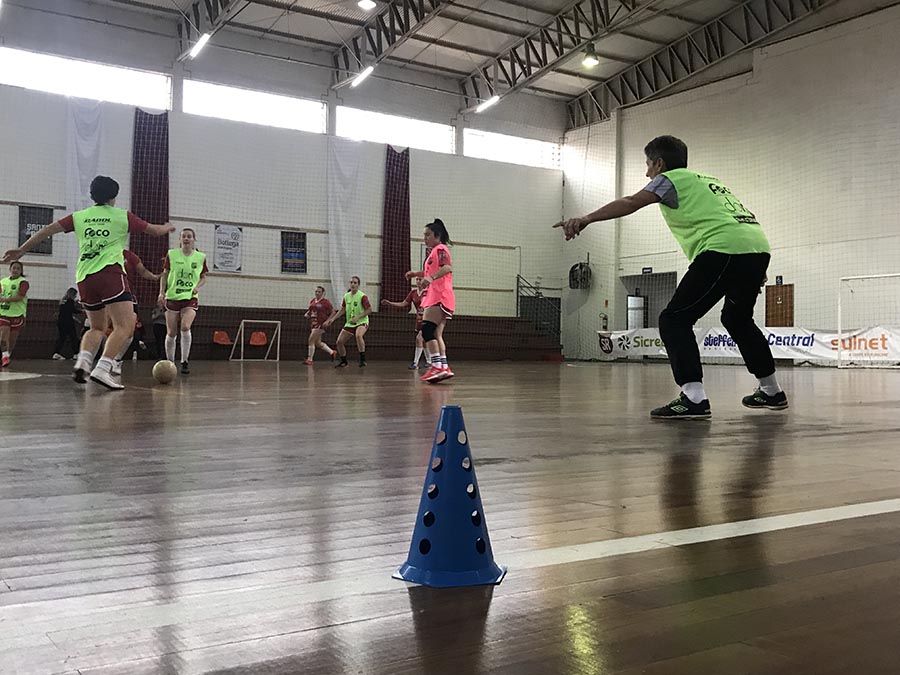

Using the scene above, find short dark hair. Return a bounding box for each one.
[644,136,688,170]
[90,176,119,205]
[425,218,452,245]
[315,285,326,294]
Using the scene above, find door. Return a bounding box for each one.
[765,284,794,327]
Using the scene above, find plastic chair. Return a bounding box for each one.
[213,330,233,346]
[249,331,268,347]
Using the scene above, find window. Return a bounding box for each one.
[336,107,455,154]
[183,80,326,134]
[0,47,171,109]
[464,129,561,170]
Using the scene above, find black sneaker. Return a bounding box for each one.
[181,361,190,375]
[650,393,711,420]
[335,359,349,368]
[742,389,789,410]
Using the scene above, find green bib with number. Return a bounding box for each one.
[72,205,130,282]
[659,168,770,261]
[343,290,369,328]
[0,276,27,317]
[165,249,207,301]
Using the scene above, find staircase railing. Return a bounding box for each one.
[516,274,561,343]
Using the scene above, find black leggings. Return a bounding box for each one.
[54,321,80,357]
[659,251,775,385]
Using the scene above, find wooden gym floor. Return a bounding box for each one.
[1,360,899,674]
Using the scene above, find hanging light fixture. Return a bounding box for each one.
[582,43,600,68]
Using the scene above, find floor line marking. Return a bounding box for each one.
[2,498,899,642]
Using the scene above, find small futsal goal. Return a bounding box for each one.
[229,320,282,362]
[837,274,900,368]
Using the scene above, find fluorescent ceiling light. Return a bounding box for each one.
[189,33,211,59]
[351,66,374,87]
[475,95,500,113]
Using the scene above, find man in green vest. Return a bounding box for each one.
[555,135,787,419]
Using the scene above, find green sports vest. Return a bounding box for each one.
[0,276,27,317]
[343,290,370,328]
[659,168,770,261]
[72,205,130,282]
[165,249,207,301]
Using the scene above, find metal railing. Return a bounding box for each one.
[516,275,561,343]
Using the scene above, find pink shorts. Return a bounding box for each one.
[166,298,199,312]
[0,315,25,332]
[78,265,133,311]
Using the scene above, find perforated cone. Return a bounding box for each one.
[393,405,507,588]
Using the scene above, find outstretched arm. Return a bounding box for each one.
[2,222,65,263]
[554,190,661,240]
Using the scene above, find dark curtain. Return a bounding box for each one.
[129,109,170,306]
[379,146,411,304]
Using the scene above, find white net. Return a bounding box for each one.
[838,275,900,369]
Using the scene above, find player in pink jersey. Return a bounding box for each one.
[304,286,335,365]
[381,276,427,369]
[406,219,455,383]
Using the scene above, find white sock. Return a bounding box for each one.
[2,351,9,358]
[78,349,94,364]
[439,354,448,370]
[165,335,176,362]
[96,356,115,371]
[427,351,438,366]
[180,331,192,363]
[320,343,334,355]
[681,381,707,404]
[758,373,782,396]
[308,346,315,360]
[414,347,424,364]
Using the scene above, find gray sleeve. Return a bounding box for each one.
[642,175,678,209]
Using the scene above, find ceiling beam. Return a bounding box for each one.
[566,0,840,129]
[176,0,252,60]
[330,0,452,88]
[457,0,674,110]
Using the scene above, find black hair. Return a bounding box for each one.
[89,176,120,205]
[350,276,361,284]
[425,218,452,245]
[316,285,326,294]
[9,261,25,277]
[644,136,688,171]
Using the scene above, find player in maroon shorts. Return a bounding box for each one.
[304,286,335,364]
[2,175,173,390]
[0,261,29,368]
[381,276,427,369]
[158,228,208,375]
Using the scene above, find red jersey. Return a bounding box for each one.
[307,298,334,328]
[123,249,141,289]
[405,289,424,316]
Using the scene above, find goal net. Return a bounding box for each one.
[837,274,900,368]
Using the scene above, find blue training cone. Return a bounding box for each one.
[393,405,507,588]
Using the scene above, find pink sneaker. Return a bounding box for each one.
[420,366,444,382]
[436,368,454,381]
[304,359,313,365]
[1,355,10,368]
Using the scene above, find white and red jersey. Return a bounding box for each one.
[307,297,334,328]
[422,244,454,312]
[405,289,424,316]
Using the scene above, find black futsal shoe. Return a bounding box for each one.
[335,358,349,368]
[742,389,789,410]
[650,393,711,420]
[181,361,190,375]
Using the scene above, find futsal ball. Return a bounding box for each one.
[152,359,178,384]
